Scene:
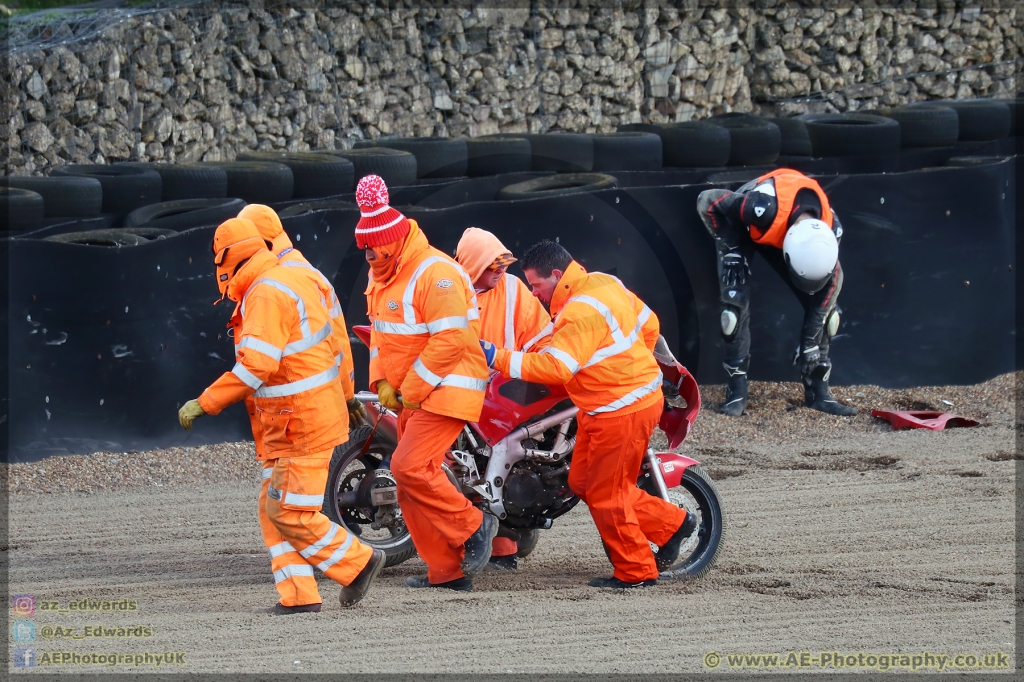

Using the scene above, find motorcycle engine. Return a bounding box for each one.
[502,460,577,527]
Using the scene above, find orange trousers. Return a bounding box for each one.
[569,400,687,582]
[258,452,374,607]
[393,409,483,584]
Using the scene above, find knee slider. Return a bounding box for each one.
[720,305,741,339]
[826,309,840,338]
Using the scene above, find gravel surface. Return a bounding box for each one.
[7,379,1015,673]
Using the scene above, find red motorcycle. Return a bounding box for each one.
[324,326,724,578]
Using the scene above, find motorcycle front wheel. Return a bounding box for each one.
[657,465,725,579]
[324,425,417,567]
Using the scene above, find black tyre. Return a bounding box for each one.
[196,161,293,203]
[119,226,177,240]
[317,147,418,188]
[236,151,355,198]
[324,425,417,568]
[4,175,102,218]
[116,162,228,201]
[931,99,1012,141]
[0,187,45,232]
[768,117,812,156]
[123,197,247,231]
[944,156,1011,167]
[279,200,357,218]
[519,133,594,172]
[707,168,775,187]
[497,172,617,200]
[638,122,731,168]
[876,104,959,148]
[655,465,724,580]
[465,135,532,176]
[354,137,468,179]
[591,132,663,171]
[709,113,782,166]
[516,529,540,558]
[43,228,149,247]
[50,164,162,218]
[803,113,901,157]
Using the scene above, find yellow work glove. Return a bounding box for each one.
[178,399,206,430]
[347,397,371,429]
[402,399,421,410]
[375,380,403,411]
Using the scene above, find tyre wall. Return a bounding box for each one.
[3,161,1014,461]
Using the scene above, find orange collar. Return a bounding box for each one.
[549,260,587,317]
[226,249,279,302]
[366,219,428,292]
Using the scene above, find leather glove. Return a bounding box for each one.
[480,340,497,368]
[346,397,371,429]
[375,380,403,411]
[402,399,421,410]
[721,252,749,289]
[178,399,206,430]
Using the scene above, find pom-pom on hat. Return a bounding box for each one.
[354,175,410,248]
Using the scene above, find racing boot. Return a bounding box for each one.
[461,512,498,576]
[655,510,699,571]
[717,358,749,416]
[803,362,857,416]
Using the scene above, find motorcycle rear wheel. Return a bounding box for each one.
[658,465,725,579]
[324,426,417,568]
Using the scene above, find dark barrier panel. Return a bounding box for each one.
[4,162,1014,461]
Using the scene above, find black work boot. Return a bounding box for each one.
[486,554,518,571]
[588,576,657,589]
[655,511,700,571]
[718,359,750,416]
[339,548,385,607]
[405,575,473,591]
[803,363,857,416]
[267,602,321,615]
[462,512,498,576]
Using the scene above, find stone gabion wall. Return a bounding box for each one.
[2,0,1019,175]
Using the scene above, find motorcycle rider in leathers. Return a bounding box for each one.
[696,168,857,417]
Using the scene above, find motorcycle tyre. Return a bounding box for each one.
[324,425,417,568]
[515,529,540,558]
[658,465,725,580]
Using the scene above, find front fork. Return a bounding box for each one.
[644,448,672,500]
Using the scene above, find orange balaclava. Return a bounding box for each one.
[212,217,269,302]
[455,227,517,284]
[238,204,293,256]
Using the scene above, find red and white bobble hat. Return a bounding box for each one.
[354,175,411,248]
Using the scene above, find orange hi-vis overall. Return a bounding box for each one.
[366,221,489,583]
[199,250,372,606]
[476,272,552,557]
[493,260,686,582]
[747,168,834,248]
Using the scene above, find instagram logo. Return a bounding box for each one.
[12,594,36,617]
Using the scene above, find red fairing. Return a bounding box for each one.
[473,373,570,445]
[658,360,701,449]
[655,452,700,488]
[353,324,372,347]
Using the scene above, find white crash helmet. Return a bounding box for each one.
[782,218,838,294]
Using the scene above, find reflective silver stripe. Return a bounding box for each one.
[281,261,344,319]
[283,322,332,356]
[413,357,443,387]
[330,304,343,318]
[374,319,428,335]
[439,374,488,391]
[522,321,553,352]
[283,491,324,507]
[503,273,517,350]
[568,295,625,342]
[261,467,273,480]
[425,316,469,334]
[584,322,641,369]
[316,532,355,571]
[563,295,649,370]
[467,306,479,321]
[335,353,342,368]
[254,365,339,398]
[253,278,312,338]
[299,523,339,559]
[268,541,297,558]
[238,337,284,362]
[541,346,581,375]
[273,564,315,583]
[637,304,652,327]
[232,362,263,390]
[369,347,379,360]
[509,351,524,379]
[588,372,664,415]
[401,256,448,325]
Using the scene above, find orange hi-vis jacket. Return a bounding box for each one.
[493,260,663,416]
[367,221,489,422]
[200,249,348,459]
[477,273,552,352]
[749,169,834,248]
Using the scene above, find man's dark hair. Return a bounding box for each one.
[521,240,572,277]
